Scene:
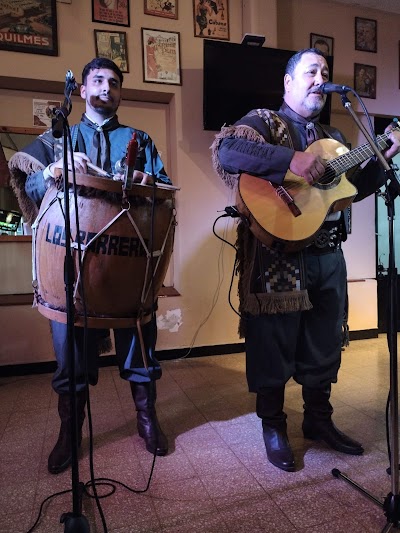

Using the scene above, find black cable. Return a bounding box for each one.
[212,211,242,319]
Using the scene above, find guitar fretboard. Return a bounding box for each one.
[323,132,391,182]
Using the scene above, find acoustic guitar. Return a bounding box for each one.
[237,131,393,253]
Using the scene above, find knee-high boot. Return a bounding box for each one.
[256,387,295,472]
[130,382,168,456]
[302,385,364,455]
[48,391,87,474]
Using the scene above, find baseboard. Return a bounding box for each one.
[349,328,379,340]
[0,343,246,378]
[0,333,380,378]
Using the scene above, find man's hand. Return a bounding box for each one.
[383,126,400,161]
[113,170,155,185]
[49,152,91,176]
[289,151,326,185]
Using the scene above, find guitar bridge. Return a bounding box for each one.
[276,186,302,217]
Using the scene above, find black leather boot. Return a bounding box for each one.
[302,385,364,455]
[48,392,87,474]
[257,387,295,472]
[130,382,168,456]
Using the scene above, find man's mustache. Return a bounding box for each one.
[309,87,325,95]
[93,94,114,103]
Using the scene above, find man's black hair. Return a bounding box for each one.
[82,57,124,86]
[285,48,327,77]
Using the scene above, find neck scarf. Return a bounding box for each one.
[279,102,321,148]
[80,113,120,173]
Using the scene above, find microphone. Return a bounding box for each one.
[52,70,78,138]
[65,70,78,92]
[123,132,138,190]
[319,82,352,95]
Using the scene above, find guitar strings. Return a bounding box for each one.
[281,132,390,192]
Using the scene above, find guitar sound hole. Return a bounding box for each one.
[315,169,340,190]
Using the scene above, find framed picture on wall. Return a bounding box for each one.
[355,17,377,52]
[310,33,334,56]
[144,0,178,19]
[193,0,229,40]
[92,0,130,27]
[0,0,58,56]
[141,28,182,85]
[94,30,129,73]
[354,63,376,99]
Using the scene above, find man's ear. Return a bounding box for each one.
[80,84,86,100]
[284,73,291,93]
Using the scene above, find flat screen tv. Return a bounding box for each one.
[203,40,333,131]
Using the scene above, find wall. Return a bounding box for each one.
[1,0,400,365]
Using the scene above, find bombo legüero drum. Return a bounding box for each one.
[32,173,176,328]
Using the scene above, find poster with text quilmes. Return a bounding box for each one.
[193,0,229,40]
[0,0,58,55]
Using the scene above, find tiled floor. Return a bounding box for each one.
[1,335,399,532]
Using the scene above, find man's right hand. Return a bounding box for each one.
[289,151,326,185]
[49,152,92,176]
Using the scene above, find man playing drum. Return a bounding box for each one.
[9,58,171,474]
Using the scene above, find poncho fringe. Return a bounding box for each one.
[211,113,313,337]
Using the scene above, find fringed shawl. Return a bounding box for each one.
[211,109,313,337]
[8,129,57,225]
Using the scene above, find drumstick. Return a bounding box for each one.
[86,162,113,178]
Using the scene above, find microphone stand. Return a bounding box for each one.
[331,94,400,531]
[52,73,90,532]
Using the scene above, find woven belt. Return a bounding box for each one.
[307,221,342,255]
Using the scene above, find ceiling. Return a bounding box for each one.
[332,0,400,15]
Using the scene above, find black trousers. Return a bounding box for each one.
[245,249,347,392]
[50,318,162,394]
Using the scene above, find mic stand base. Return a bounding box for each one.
[332,469,400,531]
[61,512,90,533]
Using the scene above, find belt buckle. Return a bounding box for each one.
[314,228,331,249]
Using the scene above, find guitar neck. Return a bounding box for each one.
[328,131,391,175]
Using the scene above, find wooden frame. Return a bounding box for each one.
[354,63,376,99]
[141,28,182,85]
[355,17,377,53]
[92,0,130,27]
[0,0,58,56]
[144,0,178,19]
[310,33,334,56]
[193,0,229,40]
[94,30,129,73]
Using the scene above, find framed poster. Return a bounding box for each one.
[92,0,130,27]
[141,28,181,85]
[33,99,62,127]
[354,63,376,99]
[144,0,178,19]
[355,17,377,53]
[193,0,229,40]
[94,30,129,73]
[310,33,334,56]
[0,0,58,56]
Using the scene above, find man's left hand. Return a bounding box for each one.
[383,126,400,160]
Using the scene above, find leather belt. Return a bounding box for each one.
[306,221,342,255]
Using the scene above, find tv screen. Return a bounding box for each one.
[203,40,333,131]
